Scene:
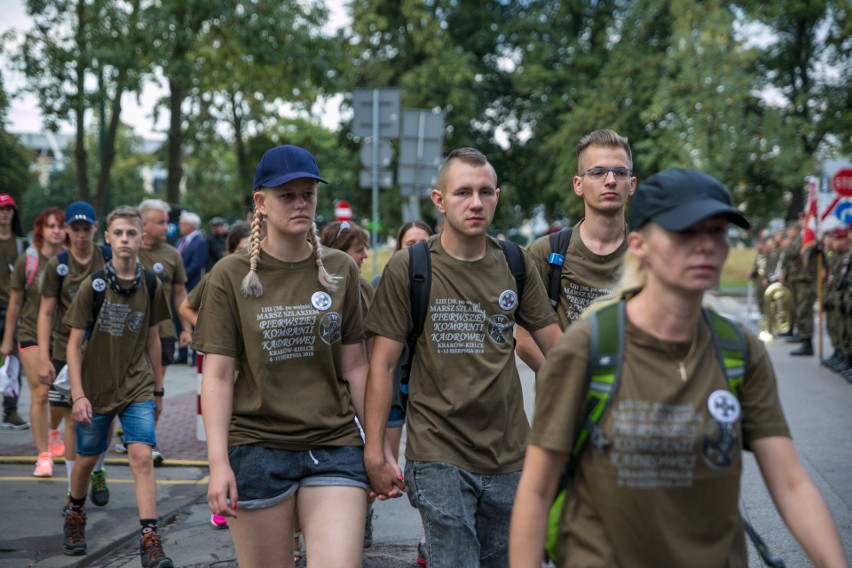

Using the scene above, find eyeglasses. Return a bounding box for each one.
[578,167,633,181]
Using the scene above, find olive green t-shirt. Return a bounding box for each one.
[63,269,171,414]
[359,277,375,310]
[185,275,206,313]
[138,243,186,338]
[9,250,51,344]
[0,236,22,306]
[527,221,626,330]
[41,247,110,361]
[530,314,790,568]
[192,247,364,450]
[365,235,557,474]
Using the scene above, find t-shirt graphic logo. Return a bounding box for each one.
[702,420,739,470]
[498,289,517,311]
[127,311,144,333]
[707,390,740,424]
[318,312,341,345]
[311,291,332,311]
[57,264,69,277]
[487,314,511,344]
[92,278,106,292]
[153,262,164,274]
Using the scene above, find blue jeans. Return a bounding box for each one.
[76,400,156,456]
[405,460,521,568]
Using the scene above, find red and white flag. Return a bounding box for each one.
[801,176,819,253]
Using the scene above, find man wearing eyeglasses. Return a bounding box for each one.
[516,129,636,372]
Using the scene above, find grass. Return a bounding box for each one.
[361,242,758,290]
[721,247,756,290]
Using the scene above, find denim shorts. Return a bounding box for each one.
[405,460,521,568]
[76,400,157,456]
[228,444,369,510]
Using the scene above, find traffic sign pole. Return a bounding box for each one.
[371,90,380,276]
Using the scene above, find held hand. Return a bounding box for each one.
[0,339,13,358]
[365,452,407,500]
[208,465,239,519]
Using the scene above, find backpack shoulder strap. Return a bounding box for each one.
[143,268,158,304]
[100,244,112,263]
[56,250,70,285]
[571,300,624,461]
[498,239,527,301]
[24,246,40,289]
[547,228,572,309]
[88,269,107,339]
[408,240,431,345]
[702,308,748,396]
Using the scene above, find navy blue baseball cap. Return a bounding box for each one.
[65,201,97,225]
[628,168,750,232]
[252,145,328,191]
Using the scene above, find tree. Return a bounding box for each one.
[145,0,232,205]
[0,67,34,203]
[20,0,147,217]
[189,0,345,196]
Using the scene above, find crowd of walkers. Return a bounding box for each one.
[1,131,849,568]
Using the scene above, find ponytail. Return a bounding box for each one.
[309,221,341,292]
[240,208,265,298]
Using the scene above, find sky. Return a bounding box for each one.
[0,0,351,139]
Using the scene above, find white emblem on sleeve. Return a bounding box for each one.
[707,390,741,424]
[311,291,332,311]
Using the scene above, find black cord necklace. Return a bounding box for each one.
[105,261,142,295]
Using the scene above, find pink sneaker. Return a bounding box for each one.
[33,452,53,477]
[210,514,228,528]
[48,428,65,457]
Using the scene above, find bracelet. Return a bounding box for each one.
[153,389,165,397]
[72,395,87,404]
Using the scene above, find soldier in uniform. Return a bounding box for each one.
[783,220,817,356]
[821,229,847,369]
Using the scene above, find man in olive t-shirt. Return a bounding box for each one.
[364,148,561,568]
[0,193,28,428]
[517,129,636,373]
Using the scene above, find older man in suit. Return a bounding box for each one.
[175,212,207,292]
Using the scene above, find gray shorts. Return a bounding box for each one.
[228,444,368,510]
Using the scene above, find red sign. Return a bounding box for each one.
[832,168,852,197]
[335,200,353,221]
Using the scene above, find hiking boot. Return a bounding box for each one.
[2,411,30,430]
[363,509,375,548]
[152,447,164,466]
[114,428,127,454]
[416,536,429,567]
[784,334,802,344]
[832,357,852,373]
[33,452,53,477]
[62,510,87,555]
[90,469,109,506]
[62,491,70,516]
[48,428,65,457]
[789,339,813,357]
[139,530,174,568]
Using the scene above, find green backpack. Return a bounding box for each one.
[544,300,784,568]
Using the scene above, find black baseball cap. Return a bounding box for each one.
[252,145,328,191]
[628,168,750,232]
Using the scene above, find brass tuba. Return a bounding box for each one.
[759,282,793,343]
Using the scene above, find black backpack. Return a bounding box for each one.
[546,228,573,309]
[84,266,158,339]
[393,239,527,415]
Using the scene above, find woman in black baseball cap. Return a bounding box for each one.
[512,169,847,567]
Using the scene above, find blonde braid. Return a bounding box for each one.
[310,221,341,292]
[240,209,265,298]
